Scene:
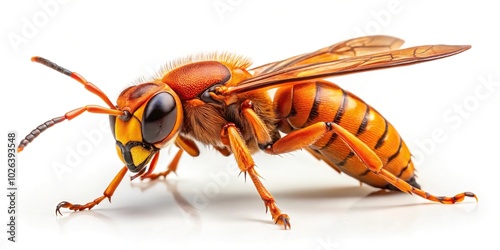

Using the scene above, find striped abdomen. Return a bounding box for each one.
[273,80,419,189]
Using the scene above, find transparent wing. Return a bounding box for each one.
[250,35,404,76]
[226,44,470,94]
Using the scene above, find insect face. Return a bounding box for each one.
[110,82,183,174]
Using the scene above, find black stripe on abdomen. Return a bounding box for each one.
[307,84,321,122]
[320,89,348,149]
[386,137,403,164]
[356,105,370,136]
[374,118,389,149]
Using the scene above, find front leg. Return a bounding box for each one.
[56,166,128,215]
[221,123,291,229]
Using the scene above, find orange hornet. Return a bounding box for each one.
[18,35,477,229]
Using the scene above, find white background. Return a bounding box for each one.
[1,1,499,249]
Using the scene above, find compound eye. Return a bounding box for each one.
[142,92,177,144]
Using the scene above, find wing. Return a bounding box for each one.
[250,35,405,76]
[225,44,470,95]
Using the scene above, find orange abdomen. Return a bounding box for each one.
[274,80,418,189]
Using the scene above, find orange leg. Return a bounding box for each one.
[174,136,200,157]
[243,107,341,174]
[328,123,477,204]
[266,121,477,204]
[56,166,128,215]
[241,100,272,145]
[221,123,291,229]
[141,149,183,181]
[141,136,200,181]
[263,122,333,155]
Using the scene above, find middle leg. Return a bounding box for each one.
[221,123,291,229]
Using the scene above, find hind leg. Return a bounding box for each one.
[328,122,478,203]
[265,121,477,204]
